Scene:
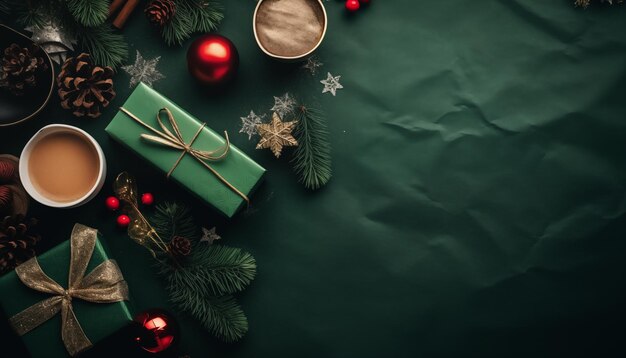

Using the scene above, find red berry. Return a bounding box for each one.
[105,196,120,211]
[141,193,154,206]
[345,0,360,11]
[117,214,131,228]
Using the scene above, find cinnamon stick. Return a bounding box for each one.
[113,0,140,29]
[109,0,127,17]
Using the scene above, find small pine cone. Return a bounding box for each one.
[145,0,176,27]
[0,215,40,275]
[0,159,16,184]
[57,53,116,118]
[0,186,12,215]
[169,236,191,257]
[0,43,48,96]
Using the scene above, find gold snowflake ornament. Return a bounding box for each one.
[256,112,298,158]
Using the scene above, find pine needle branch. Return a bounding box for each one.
[75,24,128,69]
[161,0,223,46]
[65,0,108,27]
[292,106,332,190]
[151,202,198,242]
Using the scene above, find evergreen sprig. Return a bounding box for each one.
[76,24,128,69]
[161,0,223,45]
[292,106,332,190]
[65,0,108,27]
[150,202,256,342]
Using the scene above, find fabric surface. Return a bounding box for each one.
[1,0,626,357]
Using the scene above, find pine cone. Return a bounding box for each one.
[0,43,48,96]
[145,0,176,27]
[0,159,16,184]
[169,236,191,257]
[0,186,12,216]
[0,215,40,275]
[57,53,116,118]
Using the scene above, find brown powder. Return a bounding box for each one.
[255,0,325,57]
[28,132,99,203]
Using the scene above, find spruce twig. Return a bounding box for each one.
[292,106,332,190]
[65,0,108,27]
[76,24,128,69]
[161,0,223,45]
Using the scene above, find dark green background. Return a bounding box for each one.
[2,0,626,357]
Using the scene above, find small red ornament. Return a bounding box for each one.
[116,214,131,228]
[141,193,154,206]
[345,0,360,11]
[134,309,179,354]
[105,196,120,211]
[187,34,239,86]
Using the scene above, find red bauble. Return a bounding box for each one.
[134,309,179,354]
[187,34,239,86]
[141,193,154,206]
[345,0,360,11]
[105,196,120,211]
[116,214,130,228]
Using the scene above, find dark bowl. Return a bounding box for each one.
[0,24,55,127]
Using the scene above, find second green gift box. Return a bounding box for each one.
[106,83,266,217]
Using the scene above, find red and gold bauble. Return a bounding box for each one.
[134,309,179,354]
[187,34,239,86]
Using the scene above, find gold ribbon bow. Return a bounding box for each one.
[9,224,129,357]
[119,107,249,205]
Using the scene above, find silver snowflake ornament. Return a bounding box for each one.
[271,93,297,118]
[321,72,343,96]
[302,56,323,75]
[26,21,76,65]
[200,227,221,245]
[122,50,165,88]
[240,110,265,140]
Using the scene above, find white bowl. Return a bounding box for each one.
[19,124,107,208]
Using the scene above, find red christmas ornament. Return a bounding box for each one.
[134,309,179,354]
[116,214,131,228]
[141,193,154,206]
[345,0,360,11]
[187,34,239,86]
[105,196,120,211]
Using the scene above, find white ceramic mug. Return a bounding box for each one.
[19,124,107,208]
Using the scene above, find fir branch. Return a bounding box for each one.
[76,24,128,69]
[188,0,223,33]
[161,0,223,46]
[167,279,249,342]
[292,106,332,190]
[65,0,108,27]
[0,1,9,16]
[172,244,256,296]
[151,202,198,242]
[575,0,623,7]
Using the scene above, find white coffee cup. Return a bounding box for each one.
[19,124,107,208]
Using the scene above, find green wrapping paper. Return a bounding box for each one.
[0,230,133,358]
[105,83,266,217]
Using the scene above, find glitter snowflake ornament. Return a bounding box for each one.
[321,72,343,96]
[271,93,297,118]
[302,56,323,75]
[26,20,76,65]
[122,50,165,88]
[200,227,221,245]
[256,112,298,158]
[240,110,264,140]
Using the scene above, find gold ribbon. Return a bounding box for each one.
[9,224,129,357]
[119,107,250,205]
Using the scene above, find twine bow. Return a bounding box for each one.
[9,224,129,357]
[119,107,249,205]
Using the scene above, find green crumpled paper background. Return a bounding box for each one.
[1,0,626,357]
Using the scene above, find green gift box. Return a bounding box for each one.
[106,83,266,217]
[0,224,132,358]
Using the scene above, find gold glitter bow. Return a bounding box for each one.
[9,224,129,357]
[119,107,249,205]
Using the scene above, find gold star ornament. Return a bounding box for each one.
[256,112,298,158]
